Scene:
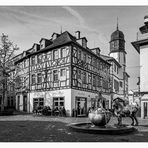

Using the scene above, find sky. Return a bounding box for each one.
[0,6,147,91]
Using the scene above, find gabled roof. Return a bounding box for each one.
[124,72,130,78]
[100,54,113,61]
[100,54,122,68]
[14,31,110,66]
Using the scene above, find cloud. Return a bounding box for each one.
[62,6,85,26]
[62,6,108,45]
[0,7,61,26]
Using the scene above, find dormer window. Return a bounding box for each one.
[32,43,40,52]
[41,44,44,49]
[23,51,26,57]
[40,39,45,50]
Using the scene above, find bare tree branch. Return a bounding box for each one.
[0,33,20,111]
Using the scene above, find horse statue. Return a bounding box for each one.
[112,97,139,126]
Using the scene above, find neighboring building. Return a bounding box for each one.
[132,15,148,118]
[14,31,111,116]
[0,64,15,110]
[101,24,129,104]
[128,90,134,105]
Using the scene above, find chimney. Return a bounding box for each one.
[75,31,80,39]
[144,15,148,25]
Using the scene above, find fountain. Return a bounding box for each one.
[68,107,136,135]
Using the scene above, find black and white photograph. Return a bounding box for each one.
[0,0,148,143]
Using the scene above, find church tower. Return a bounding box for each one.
[109,19,128,99]
[109,19,126,68]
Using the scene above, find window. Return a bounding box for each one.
[53,49,59,60]
[93,75,96,87]
[78,69,81,79]
[114,63,116,72]
[100,62,102,70]
[31,74,36,84]
[23,77,26,86]
[0,96,2,105]
[91,98,96,108]
[24,60,27,68]
[33,98,44,110]
[60,69,66,77]
[37,54,42,63]
[47,71,52,81]
[31,56,35,65]
[117,67,119,74]
[37,73,42,84]
[124,54,126,63]
[103,80,109,89]
[53,70,58,82]
[78,50,81,59]
[47,53,52,61]
[83,53,86,62]
[120,81,123,88]
[61,47,67,58]
[82,72,87,84]
[53,97,64,109]
[114,79,119,92]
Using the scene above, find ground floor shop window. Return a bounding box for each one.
[91,98,96,108]
[53,97,64,109]
[33,98,44,110]
[75,97,87,116]
[105,100,109,109]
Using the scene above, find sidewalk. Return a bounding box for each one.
[0,113,148,126]
[0,114,148,142]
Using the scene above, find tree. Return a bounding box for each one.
[0,33,19,111]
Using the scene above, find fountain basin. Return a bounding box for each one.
[68,122,136,135]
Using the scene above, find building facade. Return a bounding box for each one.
[0,62,16,110]
[101,25,129,103]
[132,15,148,119]
[15,31,111,116]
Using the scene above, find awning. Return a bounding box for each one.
[141,94,148,101]
[102,94,111,101]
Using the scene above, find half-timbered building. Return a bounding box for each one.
[14,31,111,116]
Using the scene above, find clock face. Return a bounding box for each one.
[110,40,124,51]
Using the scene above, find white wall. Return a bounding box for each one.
[110,52,118,62]
[140,45,148,92]
[29,89,72,115]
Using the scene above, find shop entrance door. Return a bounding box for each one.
[75,97,87,117]
[23,96,27,112]
[17,96,20,111]
[144,102,148,118]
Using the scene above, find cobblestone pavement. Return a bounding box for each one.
[0,114,148,142]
